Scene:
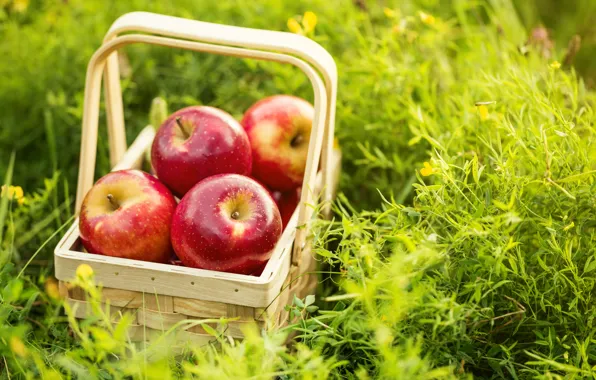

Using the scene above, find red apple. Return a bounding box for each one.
[151,106,252,197]
[272,187,301,229]
[251,177,276,199]
[171,174,282,275]
[241,95,314,191]
[79,170,177,263]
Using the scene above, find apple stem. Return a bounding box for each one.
[290,133,304,147]
[106,194,119,210]
[175,117,190,139]
[231,211,240,220]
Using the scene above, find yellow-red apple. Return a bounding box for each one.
[79,170,177,263]
[241,95,313,191]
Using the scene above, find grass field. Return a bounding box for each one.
[1,0,596,378]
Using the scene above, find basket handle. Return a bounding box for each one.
[75,32,330,267]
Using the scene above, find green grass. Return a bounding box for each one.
[1,0,596,378]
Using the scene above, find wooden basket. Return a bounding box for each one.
[53,12,339,343]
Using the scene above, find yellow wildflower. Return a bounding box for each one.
[418,11,435,26]
[477,105,489,121]
[287,18,303,34]
[392,18,408,35]
[9,336,28,358]
[76,264,94,280]
[11,0,29,13]
[302,11,317,34]
[383,8,396,19]
[45,277,61,300]
[288,11,318,35]
[550,61,561,70]
[420,161,435,177]
[1,185,25,205]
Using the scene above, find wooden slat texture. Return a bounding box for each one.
[173,297,228,318]
[137,309,187,331]
[226,304,254,321]
[59,281,70,299]
[66,298,134,323]
[143,294,174,312]
[255,295,282,321]
[101,288,144,308]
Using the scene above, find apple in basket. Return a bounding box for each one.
[171,174,282,275]
[250,178,299,229]
[241,95,314,192]
[151,106,252,198]
[272,187,301,230]
[79,170,177,263]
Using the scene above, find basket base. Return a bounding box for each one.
[59,243,319,343]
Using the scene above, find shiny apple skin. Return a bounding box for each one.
[272,187,301,229]
[79,170,177,263]
[171,174,282,275]
[241,95,314,191]
[151,106,252,198]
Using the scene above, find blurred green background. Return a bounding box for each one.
[514,0,596,85]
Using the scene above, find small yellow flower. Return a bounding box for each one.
[380,315,387,321]
[1,185,25,205]
[550,61,561,70]
[383,7,396,18]
[9,336,28,358]
[392,18,409,35]
[477,105,489,121]
[302,11,317,34]
[420,161,435,177]
[11,0,29,13]
[418,11,435,26]
[287,18,303,34]
[288,11,317,35]
[563,221,575,231]
[45,277,61,300]
[76,264,94,280]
